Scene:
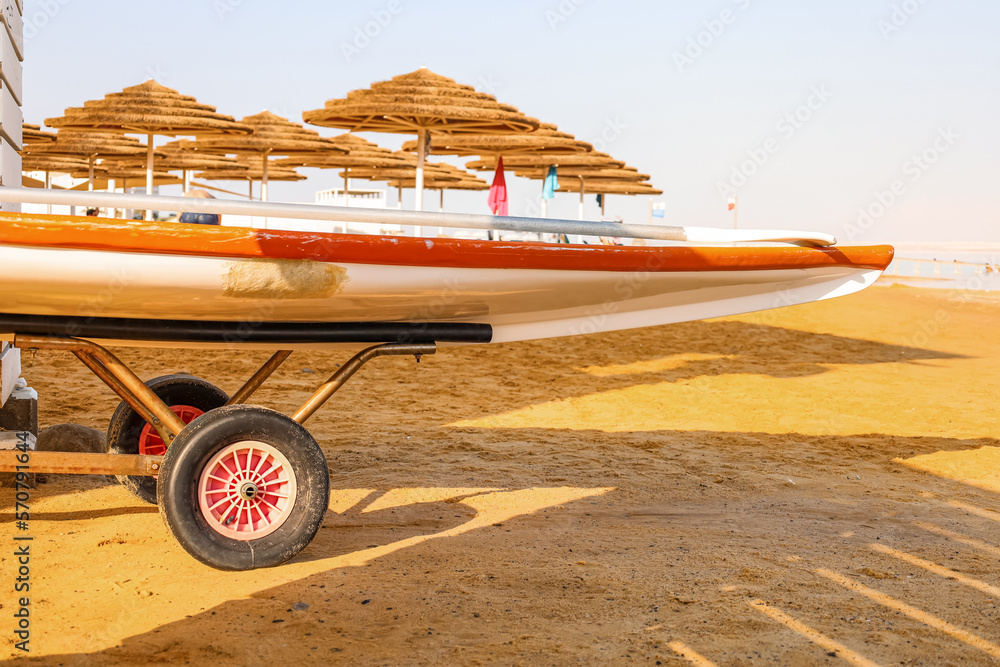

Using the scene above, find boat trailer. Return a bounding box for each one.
[0,332,434,571]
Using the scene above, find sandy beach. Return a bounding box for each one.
[1,282,999,665]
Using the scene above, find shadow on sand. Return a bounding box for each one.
[4,425,999,666]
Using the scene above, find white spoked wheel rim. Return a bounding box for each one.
[197,440,297,541]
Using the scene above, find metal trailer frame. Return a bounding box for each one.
[0,336,433,477]
[0,330,435,569]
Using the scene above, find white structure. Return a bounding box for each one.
[220,187,400,235]
[315,186,387,209]
[0,0,22,407]
[312,186,407,235]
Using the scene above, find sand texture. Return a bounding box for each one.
[1,283,999,665]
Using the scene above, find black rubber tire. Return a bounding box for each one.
[157,405,330,571]
[106,374,229,504]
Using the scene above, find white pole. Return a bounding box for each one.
[88,155,95,192]
[396,186,402,210]
[261,153,270,229]
[541,179,548,218]
[261,154,269,202]
[183,169,190,194]
[601,193,606,217]
[438,189,445,236]
[0,188,840,246]
[415,127,426,212]
[344,167,351,208]
[110,179,117,218]
[45,172,51,214]
[414,127,426,237]
[578,177,585,221]
[145,133,154,221]
[123,178,133,218]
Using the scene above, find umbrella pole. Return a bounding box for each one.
[110,179,117,218]
[414,127,426,235]
[145,133,154,221]
[601,193,606,217]
[183,169,190,194]
[344,167,350,208]
[578,177,585,221]
[396,186,402,210]
[88,155,95,192]
[261,153,270,230]
[261,153,269,202]
[541,180,547,218]
[45,172,51,214]
[439,189,444,235]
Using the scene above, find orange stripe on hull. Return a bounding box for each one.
[0,212,894,273]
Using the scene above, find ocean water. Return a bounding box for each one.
[880,248,1000,291]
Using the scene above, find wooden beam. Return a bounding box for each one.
[0,450,162,476]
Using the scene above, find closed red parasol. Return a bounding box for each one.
[487,155,508,217]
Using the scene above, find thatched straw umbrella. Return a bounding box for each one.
[277,133,413,208]
[21,154,94,211]
[389,173,489,214]
[73,165,181,220]
[401,123,590,158]
[22,123,56,144]
[44,80,251,218]
[406,123,592,217]
[171,110,343,201]
[465,152,625,169]
[75,166,181,188]
[21,130,158,191]
[514,167,651,181]
[335,156,473,207]
[343,160,482,213]
[111,139,246,193]
[467,152,648,219]
[23,154,92,180]
[556,179,662,195]
[196,157,304,202]
[338,158,466,184]
[303,67,539,213]
[555,177,663,216]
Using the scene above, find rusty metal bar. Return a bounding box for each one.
[13,334,186,443]
[73,351,161,428]
[291,343,436,425]
[0,450,162,476]
[226,350,293,406]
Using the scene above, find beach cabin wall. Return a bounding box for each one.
[0,0,22,409]
[0,342,19,408]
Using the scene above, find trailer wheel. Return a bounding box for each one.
[107,374,229,504]
[157,405,330,571]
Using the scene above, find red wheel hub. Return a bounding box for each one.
[198,441,297,540]
[138,404,204,456]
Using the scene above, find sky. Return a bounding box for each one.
[19,0,1000,244]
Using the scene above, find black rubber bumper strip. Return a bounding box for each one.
[0,313,493,345]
